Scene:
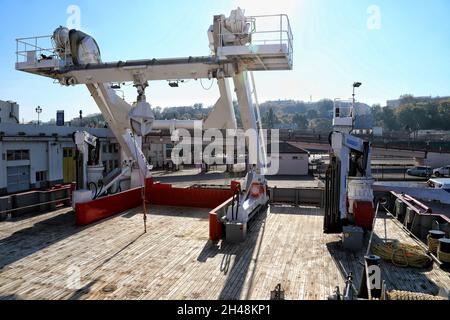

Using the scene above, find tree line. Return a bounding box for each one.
[67,95,450,133]
[372,97,450,132]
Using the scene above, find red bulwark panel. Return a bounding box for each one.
[209,198,233,241]
[209,212,223,241]
[353,201,375,231]
[75,178,239,226]
[146,186,234,209]
[75,187,143,226]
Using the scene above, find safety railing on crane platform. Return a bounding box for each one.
[218,14,294,66]
[16,35,55,64]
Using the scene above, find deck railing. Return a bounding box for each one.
[218,14,293,66]
[16,35,55,64]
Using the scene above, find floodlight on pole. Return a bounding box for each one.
[352,82,362,107]
[35,106,42,125]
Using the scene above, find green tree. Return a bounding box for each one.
[309,118,332,132]
[371,105,399,131]
[399,94,415,105]
[397,104,426,131]
[264,108,279,129]
[381,107,399,131]
[292,113,308,129]
[437,101,450,130]
[306,109,319,120]
[154,106,162,120]
[317,99,334,118]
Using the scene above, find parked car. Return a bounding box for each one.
[433,166,450,177]
[407,166,433,177]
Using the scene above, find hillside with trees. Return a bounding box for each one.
[372,96,450,132]
[62,95,450,135]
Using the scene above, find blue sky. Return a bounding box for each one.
[0,0,449,122]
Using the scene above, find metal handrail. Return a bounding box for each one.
[0,197,71,215]
[16,35,55,63]
[334,99,357,119]
[218,14,293,64]
[15,34,72,67]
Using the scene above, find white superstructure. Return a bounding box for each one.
[0,122,118,195]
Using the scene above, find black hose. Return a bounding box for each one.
[231,189,240,221]
[328,132,333,146]
[88,182,97,199]
[231,193,237,221]
[95,181,104,199]
[235,193,240,221]
[106,179,124,196]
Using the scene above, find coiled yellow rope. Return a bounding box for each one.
[387,290,446,301]
[372,241,432,268]
[437,250,450,263]
[427,235,440,254]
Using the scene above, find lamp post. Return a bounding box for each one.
[352,82,362,108]
[79,110,83,127]
[351,82,362,125]
[35,106,42,125]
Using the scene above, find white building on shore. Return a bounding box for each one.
[0,119,120,195]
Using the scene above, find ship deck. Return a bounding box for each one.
[0,205,449,300]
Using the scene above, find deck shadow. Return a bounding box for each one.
[67,279,100,300]
[65,232,145,300]
[0,208,139,271]
[197,241,222,263]
[1,205,70,223]
[217,208,269,300]
[0,211,79,270]
[325,240,365,295]
[0,203,209,272]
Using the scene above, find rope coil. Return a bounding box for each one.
[387,290,446,301]
[427,235,440,254]
[372,241,432,269]
[437,250,450,263]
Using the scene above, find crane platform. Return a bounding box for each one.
[15,14,293,84]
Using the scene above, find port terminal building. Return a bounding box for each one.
[0,101,121,194]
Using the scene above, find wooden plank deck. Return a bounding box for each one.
[0,205,448,300]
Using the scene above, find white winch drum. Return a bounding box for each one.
[347,177,374,202]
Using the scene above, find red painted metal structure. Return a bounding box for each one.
[353,201,375,231]
[209,198,233,241]
[76,186,143,226]
[391,191,450,223]
[75,178,240,226]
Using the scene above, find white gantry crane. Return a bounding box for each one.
[15,8,293,232]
